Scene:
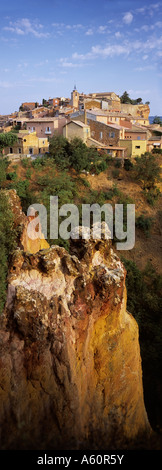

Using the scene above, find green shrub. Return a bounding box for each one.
[26,168,32,179]
[112,183,122,197]
[135,153,161,190]
[114,159,122,168]
[6,171,17,181]
[32,156,47,169]
[13,179,33,212]
[121,257,162,431]
[95,160,108,174]
[135,214,153,237]
[0,158,9,187]
[152,148,162,154]
[144,187,161,206]
[0,191,17,314]
[21,158,31,168]
[124,159,134,171]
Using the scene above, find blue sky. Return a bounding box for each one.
[0,0,162,115]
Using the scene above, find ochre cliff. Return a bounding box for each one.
[0,191,151,449]
[120,103,150,119]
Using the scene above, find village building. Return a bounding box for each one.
[63,119,126,158]
[119,138,147,158]
[63,120,90,143]
[147,136,162,152]
[13,116,68,139]
[4,131,49,158]
[48,97,60,107]
[20,102,38,112]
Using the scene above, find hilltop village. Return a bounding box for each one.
[0,87,162,160]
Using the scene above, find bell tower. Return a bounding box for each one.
[70,85,79,109]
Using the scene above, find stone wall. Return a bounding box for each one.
[88,119,120,146]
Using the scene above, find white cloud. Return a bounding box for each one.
[85,28,93,36]
[135,65,156,72]
[98,25,107,34]
[35,59,49,67]
[123,12,133,24]
[0,81,13,88]
[91,44,129,58]
[141,25,149,32]
[3,18,50,38]
[52,22,83,33]
[115,31,122,39]
[60,57,83,68]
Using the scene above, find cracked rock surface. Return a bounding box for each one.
[0,191,151,449]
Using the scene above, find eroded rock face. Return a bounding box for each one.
[0,193,151,450]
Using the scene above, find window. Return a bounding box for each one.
[10,148,13,154]
[45,126,51,133]
[100,131,103,139]
[135,145,140,149]
[109,131,115,138]
[19,148,21,154]
[137,136,141,140]
[29,148,33,155]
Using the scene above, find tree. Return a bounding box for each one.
[42,98,48,107]
[136,97,143,104]
[153,116,162,126]
[135,152,161,190]
[49,134,70,169]
[120,91,132,104]
[145,101,150,105]
[68,138,99,173]
[0,132,18,153]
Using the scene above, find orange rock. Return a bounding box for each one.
[0,193,152,450]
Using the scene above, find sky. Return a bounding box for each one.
[0,0,162,115]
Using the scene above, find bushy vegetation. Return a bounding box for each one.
[143,187,161,206]
[124,158,134,171]
[135,214,153,237]
[135,153,161,190]
[0,158,9,187]
[0,132,18,152]
[0,191,17,314]
[120,90,144,105]
[49,135,108,174]
[152,148,162,154]
[121,257,162,432]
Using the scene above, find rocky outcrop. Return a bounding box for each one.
[121,103,150,119]
[0,191,151,450]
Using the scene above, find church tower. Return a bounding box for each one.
[70,85,79,110]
